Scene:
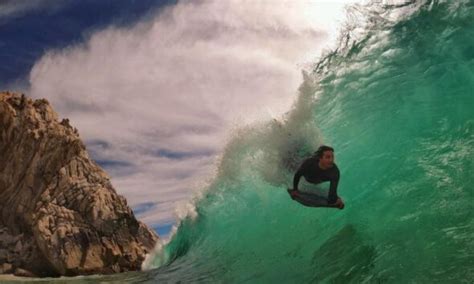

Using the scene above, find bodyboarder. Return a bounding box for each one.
[289,145,344,209]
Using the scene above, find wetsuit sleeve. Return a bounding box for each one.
[293,169,303,191]
[293,160,309,190]
[327,168,340,204]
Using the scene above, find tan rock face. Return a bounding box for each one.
[0,92,158,277]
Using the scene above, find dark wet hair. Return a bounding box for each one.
[314,145,334,158]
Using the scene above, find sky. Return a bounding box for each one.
[0,0,361,238]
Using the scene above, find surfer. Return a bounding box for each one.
[289,145,344,209]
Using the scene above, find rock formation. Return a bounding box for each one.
[0,92,158,277]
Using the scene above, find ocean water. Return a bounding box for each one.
[6,1,473,283]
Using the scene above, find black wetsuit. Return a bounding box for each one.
[293,157,340,204]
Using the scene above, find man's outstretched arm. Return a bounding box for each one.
[293,170,303,191]
[327,175,340,204]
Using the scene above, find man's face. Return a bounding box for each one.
[320,150,334,169]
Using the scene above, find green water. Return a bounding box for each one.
[145,1,474,283]
[6,1,473,283]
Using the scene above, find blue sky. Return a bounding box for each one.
[1,0,357,239]
[0,0,175,88]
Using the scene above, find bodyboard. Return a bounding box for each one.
[287,189,341,209]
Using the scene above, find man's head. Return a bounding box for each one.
[315,145,335,169]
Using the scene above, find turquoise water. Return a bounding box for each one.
[147,1,474,282]
[7,1,473,283]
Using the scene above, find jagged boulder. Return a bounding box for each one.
[0,92,158,277]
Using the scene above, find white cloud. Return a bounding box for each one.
[28,0,358,230]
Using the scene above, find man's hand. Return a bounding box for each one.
[335,198,345,209]
[289,189,299,199]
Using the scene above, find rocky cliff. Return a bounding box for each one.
[0,92,158,277]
